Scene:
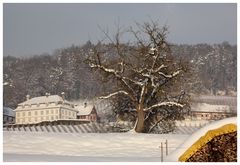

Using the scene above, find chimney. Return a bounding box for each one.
[45,92,50,97]
[26,95,30,100]
[84,102,87,108]
[61,92,65,100]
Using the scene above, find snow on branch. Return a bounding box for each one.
[90,63,143,87]
[158,70,182,78]
[99,90,132,99]
[123,76,144,86]
[153,64,166,73]
[89,63,117,74]
[143,101,184,112]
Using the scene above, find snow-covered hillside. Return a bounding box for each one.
[3,132,189,162]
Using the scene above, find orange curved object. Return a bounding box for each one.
[179,123,237,162]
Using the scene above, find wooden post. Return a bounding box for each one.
[165,139,168,156]
[161,142,163,162]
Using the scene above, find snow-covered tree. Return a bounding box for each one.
[86,22,191,133]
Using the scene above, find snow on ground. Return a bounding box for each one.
[3,131,189,162]
[165,117,237,162]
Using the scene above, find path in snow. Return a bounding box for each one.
[3,132,188,162]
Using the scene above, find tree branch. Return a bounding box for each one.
[158,70,182,78]
[143,101,184,112]
[99,90,132,99]
[148,117,163,133]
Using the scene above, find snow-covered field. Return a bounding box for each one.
[3,131,189,162]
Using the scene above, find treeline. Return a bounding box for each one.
[3,41,236,108]
[171,42,237,95]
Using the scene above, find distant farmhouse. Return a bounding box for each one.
[190,95,237,120]
[14,93,78,124]
[3,107,15,124]
[75,102,98,122]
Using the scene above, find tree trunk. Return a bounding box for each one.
[134,108,145,133]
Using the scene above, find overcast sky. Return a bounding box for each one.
[3,3,237,57]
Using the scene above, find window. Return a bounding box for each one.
[51,116,54,120]
[41,111,44,115]
[16,112,20,117]
[35,117,37,121]
[55,109,58,114]
[28,111,31,116]
[46,116,49,120]
[35,111,38,115]
[56,116,58,120]
[51,110,54,114]
[41,117,43,121]
[28,118,31,122]
[3,116,7,122]
[46,110,49,114]
[23,112,25,116]
[17,119,20,123]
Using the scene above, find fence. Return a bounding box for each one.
[4,119,210,135]
[173,120,210,134]
[3,122,110,133]
[159,139,169,162]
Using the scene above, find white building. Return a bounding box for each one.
[15,93,78,124]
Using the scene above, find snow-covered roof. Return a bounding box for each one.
[18,95,72,106]
[3,107,15,117]
[191,103,234,113]
[165,117,237,162]
[76,103,95,116]
[192,95,237,106]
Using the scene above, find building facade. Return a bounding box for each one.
[190,95,237,120]
[76,103,98,122]
[3,107,15,124]
[191,110,235,120]
[15,94,78,124]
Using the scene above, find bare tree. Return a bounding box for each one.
[85,21,190,133]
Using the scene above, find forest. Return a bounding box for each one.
[3,41,237,109]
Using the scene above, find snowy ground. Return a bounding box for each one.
[3,131,189,162]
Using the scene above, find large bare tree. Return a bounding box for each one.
[86,21,190,133]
